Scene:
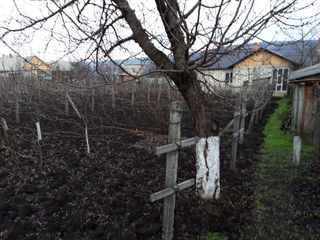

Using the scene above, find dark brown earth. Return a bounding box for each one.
[0,98,318,240]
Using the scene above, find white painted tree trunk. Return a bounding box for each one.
[293,136,301,165]
[196,136,220,200]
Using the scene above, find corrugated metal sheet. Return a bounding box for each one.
[289,63,320,80]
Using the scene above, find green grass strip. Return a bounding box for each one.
[246,98,316,240]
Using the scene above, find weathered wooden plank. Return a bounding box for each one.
[221,118,234,134]
[66,92,82,119]
[154,137,198,155]
[234,111,241,117]
[162,102,182,240]
[150,179,195,203]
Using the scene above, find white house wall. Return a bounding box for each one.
[197,69,231,91]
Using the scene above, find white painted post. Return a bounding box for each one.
[293,136,301,165]
[85,124,90,155]
[162,102,182,240]
[36,122,42,141]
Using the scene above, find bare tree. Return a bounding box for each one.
[1,0,319,199]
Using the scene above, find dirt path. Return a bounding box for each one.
[245,99,320,240]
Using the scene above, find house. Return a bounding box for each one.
[0,54,52,80]
[51,60,73,80]
[197,40,320,96]
[289,63,320,135]
[103,58,154,81]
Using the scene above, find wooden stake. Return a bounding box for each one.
[162,102,182,240]
[15,84,20,123]
[248,101,257,133]
[65,89,69,116]
[131,82,136,105]
[231,101,241,170]
[314,91,320,161]
[158,82,162,104]
[91,88,95,112]
[239,100,246,144]
[1,117,8,137]
[66,92,82,119]
[111,85,115,109]
[147,83,151,103]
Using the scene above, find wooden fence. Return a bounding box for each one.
[150,82,274,239]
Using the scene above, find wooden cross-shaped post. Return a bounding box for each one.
[150,102,195,240]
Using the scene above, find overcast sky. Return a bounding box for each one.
[0,0,319,62]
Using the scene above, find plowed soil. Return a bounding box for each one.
[1,99,318,240]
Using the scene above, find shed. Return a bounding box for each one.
[289,63,320,135]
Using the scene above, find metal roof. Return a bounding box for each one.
[201,40,319,70]
[289,63,320,80]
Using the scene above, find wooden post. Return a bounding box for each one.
[147,83,151,103]
[248,104,256,133]
[230,100,241,170]
[314,90,320,161]
[65,88,69,116]
[167,82,171,103]
[131,82,136,105]
[162,102,182,240]
[111,85,115,109]
[66,92,82,119]
[15,84,20,123]
[1,117,9,137]
[293,136,301,165]
[91,88,95,112]
[158,82,162,104]
[239,100,246,144]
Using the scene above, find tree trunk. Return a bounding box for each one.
[178,73,219,137]
[177,73,220,199]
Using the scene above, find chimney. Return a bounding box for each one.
[252,43,260,52]
[317,38,320,57]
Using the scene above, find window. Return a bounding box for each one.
[225,72,233,83]
[273,68,288,92]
